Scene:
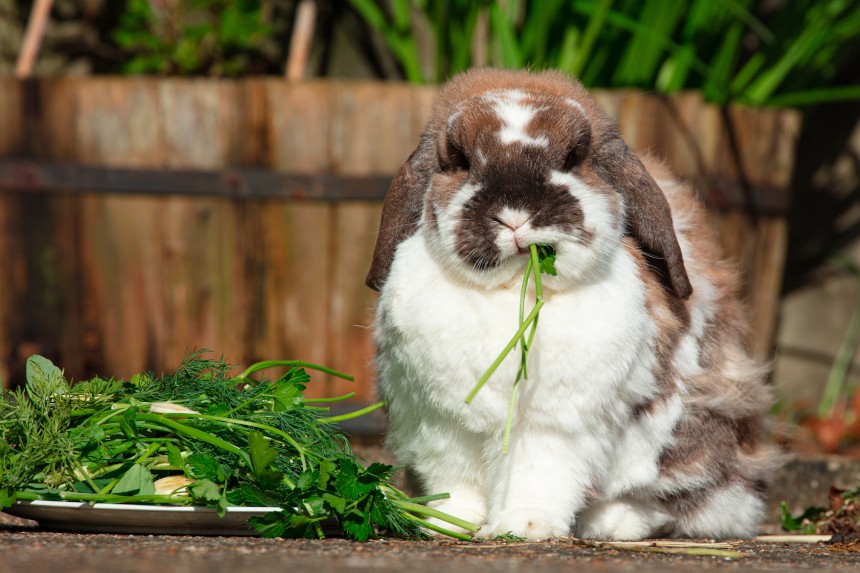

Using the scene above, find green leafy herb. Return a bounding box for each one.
[0,352,474,540]
[493,531,528,542]
[536,244,558,276]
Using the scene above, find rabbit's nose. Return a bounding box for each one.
[493,207,532,231]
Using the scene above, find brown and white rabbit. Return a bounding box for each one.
[366,68,777,540]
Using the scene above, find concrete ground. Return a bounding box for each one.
[1,530,859,573]
[1,454,859,573]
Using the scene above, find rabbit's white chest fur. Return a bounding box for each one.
[375,232,682,539]
[378,232,657,430]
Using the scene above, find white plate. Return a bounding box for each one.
[4,500,279,536]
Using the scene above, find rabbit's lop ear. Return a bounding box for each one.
[594,136,693,299]
[366,133,437,291]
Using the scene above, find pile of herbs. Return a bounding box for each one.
[0,352,475,541]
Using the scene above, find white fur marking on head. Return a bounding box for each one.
[486,90,550,148]
[548,170,618,242]
[564,98,587,117]
[495,206,530,230]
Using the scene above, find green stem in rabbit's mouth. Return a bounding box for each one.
[465,244,557,454]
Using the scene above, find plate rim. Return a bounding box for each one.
[11,500,281,513]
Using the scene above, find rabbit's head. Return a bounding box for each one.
[367,69,692,297]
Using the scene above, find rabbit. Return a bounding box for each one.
[366,68,778,541]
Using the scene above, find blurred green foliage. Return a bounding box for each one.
[348,0,860,106]
[113,0,280,76]
[4,0,856,106]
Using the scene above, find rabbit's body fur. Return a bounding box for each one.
[369,69,776,541]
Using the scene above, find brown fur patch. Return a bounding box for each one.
[638,157,776,522]
[623,238,689,417]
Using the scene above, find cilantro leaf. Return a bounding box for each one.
[335,459,378,499]
[270,368,310,411]
[189,478,222,502]
[185,453,226,482]
[536,244,557,276]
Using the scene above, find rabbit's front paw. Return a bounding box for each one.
[425,495,487,536]
[483,509,569,540]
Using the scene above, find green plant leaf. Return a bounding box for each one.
[248,432,277,476]
[229,483,279,507]
[536,245,557,276]
[190,478,221,502]
[571,0,614,77]
[335,459,379,500]
[112,464,155,496]
[25,355,67,399]
[185,453,226,482]
[0,487,16,510]
[119,407,139,440]
[343,506,375,541]
[763,85,860,107]
[166,441,184,469]
[322,492,347,513]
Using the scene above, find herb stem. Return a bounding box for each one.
[519,256,534,359]
[136,441,162,466]
[464,301,545,404]
[529,244,544,302]
[402,512,473,541]
[74,461,100,494]
[321,401,385,424]
[233,361,354,383]
[301,501,326,540]
[185,414,311,470]
[98,476,121,495]
[405,493,451,504]
[502,375,521,455]
[305,392,356,403]
[136,413,252,468]
[394,500,479,533]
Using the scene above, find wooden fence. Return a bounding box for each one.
[0,78,799,403]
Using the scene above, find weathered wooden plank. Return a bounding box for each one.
[0,202,12,389]
[0,80,88,385]
[249,81,333,398]
[157,80,247,371]
[0,79,23,156]
[73,79,168,380]
[0,79,23,388]
[328,83,424,401]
